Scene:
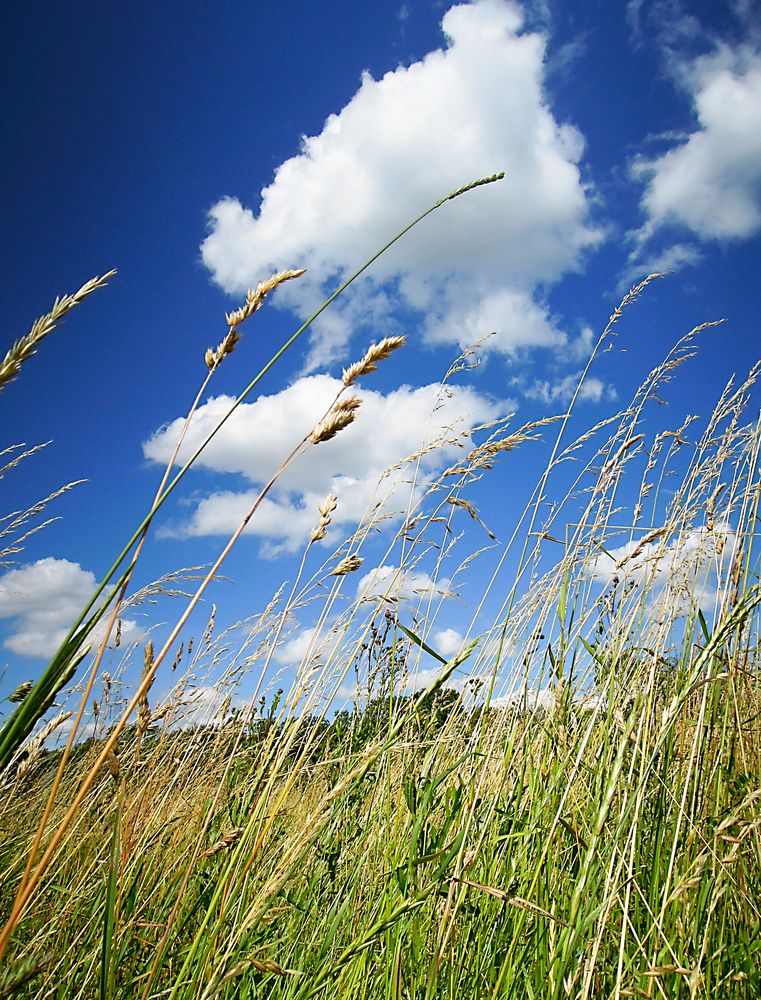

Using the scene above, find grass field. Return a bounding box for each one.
[1,184,760,998]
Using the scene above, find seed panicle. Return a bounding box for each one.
[205,268,306,370]
[342,335,407,386]
[203,827,244,857]
[311,493,338,543]
[137,641,155,735]
[311,397,361,444]
[224,269,306,329]
[0,271,116,393]
[330,553,363,576]
[440,171,505,205]
[8,681,33,704]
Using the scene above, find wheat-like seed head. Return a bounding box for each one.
[105,751,121,781]
[205,329,242,371]
[224,269,306,328]
[8,681,33,704]
[205,269,306,370]
[0,271,116,393]
[615,527,668,570]
[311,493,338,542]
[138,641,155,735]
[203,827,244,857]
[310,397,361,444]
[5,710,73,788]
[342,335,407,386]
[440,171,505,204]
[330,554,363,576]
[319,494,338,519]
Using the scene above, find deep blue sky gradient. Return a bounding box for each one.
[1,0,759,699]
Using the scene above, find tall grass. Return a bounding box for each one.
[1,182,760,998]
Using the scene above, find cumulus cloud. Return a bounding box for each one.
[619,240,702,291]
[432,626,466,658]
[632,43,761,244]
[586,523,737,617]
[144,375,505,554]
[357,564,455,604]
[181,685,246,727]
[201,0,601,370]
[492,685,557,711]
[271,623,343,667]
[492,684,604,712]
[520,371,615,406]
[0,558,142,659]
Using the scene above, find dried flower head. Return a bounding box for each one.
[311,493,338,543]
[6,710,72,787]
[311,396,361,444]
[205,268,305,371]
[342,335,407,386]
[224,268,306,328]
[202,605,217,648]
[170,641,184,672]
[138,641,155,735]
[106,750,121,781]
[205,329,242,371]
[330,553,363,577]
[319,494,338,519]
[1,271,116,394]
[203,827,244,858]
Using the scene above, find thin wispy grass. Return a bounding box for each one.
[0,272,116,394]
[1,174,760,998]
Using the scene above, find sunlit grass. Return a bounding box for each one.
[1,179,760,998]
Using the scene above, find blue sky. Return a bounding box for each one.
[1,0,760,709]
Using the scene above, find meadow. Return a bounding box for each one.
[1,177,760,998]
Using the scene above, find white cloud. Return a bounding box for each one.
[271,623,343,667]
[144,375,505,554]
[181,684,247,727]
[521,371,615,406]
[492,683,605,712]
[272,626,321,666]
[432,626,466,658]
[633,44,761,243]
[0,558,142,659]
[586,523,737,617]
[357,564,454,603]
[619,241,702,291]
[425,288,566,357]
[492,685,557,711]
[201,0,600,371]
[395,664,476,696]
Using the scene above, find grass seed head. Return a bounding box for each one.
[205,329,242,371]
[138,640,155,735]
[311,396,361,444]
[330,553,363,576]
[224,268,306,328]
[206,269,305,370]
[105,750,120,781]
[0,271,116,394]
[8,681,33,704]
[311,493,338,542]
[342,335,407,386]
[203,827,244,857]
